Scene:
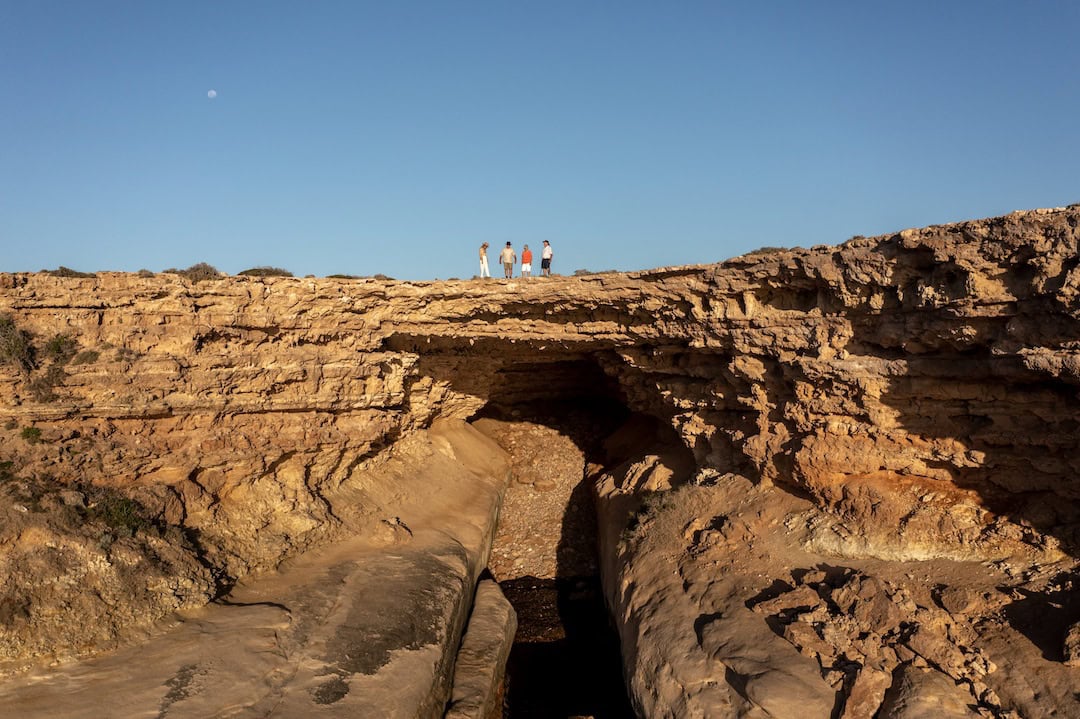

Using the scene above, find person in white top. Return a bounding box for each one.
[479,242,490,278]
[540,240,553,276]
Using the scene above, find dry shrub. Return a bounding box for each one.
[47,266,96,278]
[0,316,35,373]
[164,263,222,282]
[238,266,293,277]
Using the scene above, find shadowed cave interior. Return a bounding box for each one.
[467,354,647,718]
[395,331,1080,716]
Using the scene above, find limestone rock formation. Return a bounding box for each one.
[1,205,1079,716]
[446,579,518,719]
[0,420,512,717]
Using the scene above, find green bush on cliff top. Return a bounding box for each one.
[164,263,222,282]
[47,266,96,278]
[238,266,293,277]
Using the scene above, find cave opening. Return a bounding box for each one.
[467,354,640,719]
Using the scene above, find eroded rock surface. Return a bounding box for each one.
[0,421,509,718]
[1,205,1079,715]
[446,579,518,719]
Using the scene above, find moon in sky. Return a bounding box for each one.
[207,89,217,99]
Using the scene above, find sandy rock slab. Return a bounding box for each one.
[0,533,474,718]
[446,579,517,719]
[597,461,1080,718]
[0,421,512,719]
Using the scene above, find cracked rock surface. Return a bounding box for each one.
[0,421,509,718]
[1,205,1080,715]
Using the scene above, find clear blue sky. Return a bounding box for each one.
[2,2,1077,280]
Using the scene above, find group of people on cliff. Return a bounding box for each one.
[478,241,552,279]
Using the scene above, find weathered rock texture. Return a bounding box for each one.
[1,205,1080,716]
[446,579,517,719]
[0,420,512,717]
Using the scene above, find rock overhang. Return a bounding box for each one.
[1,205,1080,674]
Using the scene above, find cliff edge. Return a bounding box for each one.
[1,205,1079,716]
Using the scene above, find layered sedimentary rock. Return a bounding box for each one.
[1,206,1079,715]
[0,421,513,717]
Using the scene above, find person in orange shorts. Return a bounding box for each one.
[521,244,533,278]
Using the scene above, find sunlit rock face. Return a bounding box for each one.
[1,206,1078,715]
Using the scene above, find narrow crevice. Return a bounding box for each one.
[471,395,636,719]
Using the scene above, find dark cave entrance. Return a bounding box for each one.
[468,354,638,719]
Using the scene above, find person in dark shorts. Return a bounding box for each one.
[540,240,553,276]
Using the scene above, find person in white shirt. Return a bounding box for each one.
[499,242,516,278]
[540,240,553,276]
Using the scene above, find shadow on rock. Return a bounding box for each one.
[1000,572,1080,662]
[482,399,636,719]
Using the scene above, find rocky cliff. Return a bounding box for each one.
[1,206,1079,716]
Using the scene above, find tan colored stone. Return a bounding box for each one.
[878,663,980,718]
[0,205,1079,717]
[841,666,892,719]
[1065,620,1080,667]
[446,580,517,719]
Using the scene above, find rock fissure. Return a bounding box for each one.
[0,206,1079,715]
[474,396,638,718]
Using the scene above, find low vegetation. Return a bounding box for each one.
[44,334,77,364]
[327,273,395,280]
[88,491,147,536]
[622,490,677,542]
[47,266,96,278]
[164,263,222,282]
[0,319,83,402]
[0,461,149,537]
[19,426,42,444]
[71,349,100,365]
[27,365,67,402]
[739,246,788,258]
[26,332,81,402]
[238,266,293,277]
[0,315,35,373]
[114,347,141,363]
